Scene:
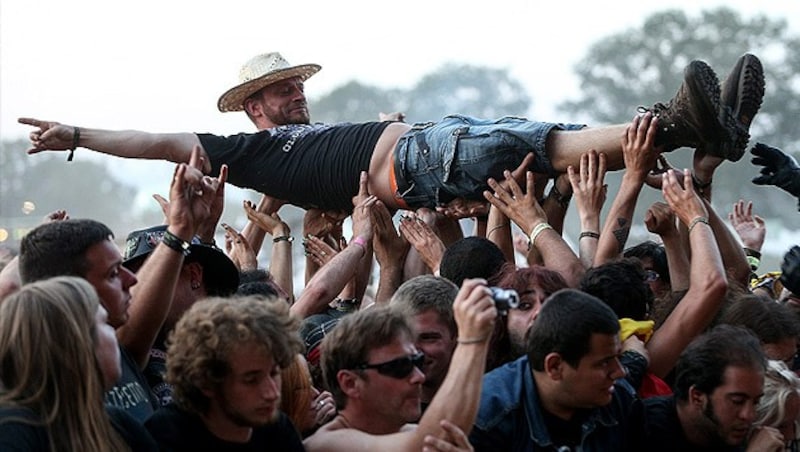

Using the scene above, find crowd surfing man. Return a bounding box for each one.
[20,53,761,212]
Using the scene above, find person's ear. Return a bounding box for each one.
[337,370,361,399]
[688,385,707,409]
[243,97,263,118]
[543,352,564,380]
[185,261,204,291]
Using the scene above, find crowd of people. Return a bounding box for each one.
[2,50,800,451]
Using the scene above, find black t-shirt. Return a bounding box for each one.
[644,396,744,452]
[145,403,305,452]
[105,345,160,423]
[0,405,157,451]
[199,122,390,211]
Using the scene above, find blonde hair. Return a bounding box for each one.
[755,360,800,431]
[0,276,128,451]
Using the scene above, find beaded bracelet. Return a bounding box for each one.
[579,231,600,240]
[162,229,191,256]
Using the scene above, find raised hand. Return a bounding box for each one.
[303,235,339,267]
[751,143,800,203]
[728,200,765,252]
[399,213,446,273]
[568,149,607,229]
[661,169,707,227]
[221,222,257,271]
[644,202,678,238]
[371,201,409,267]
[484,170,546,236]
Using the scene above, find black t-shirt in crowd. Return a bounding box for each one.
[145,403,305,452]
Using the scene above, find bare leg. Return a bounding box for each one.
[545,125,628,173]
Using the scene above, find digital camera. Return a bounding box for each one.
[488,287,520,315]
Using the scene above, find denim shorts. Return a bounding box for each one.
[393,114,585,208]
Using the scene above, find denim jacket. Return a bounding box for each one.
[470,356,645,451]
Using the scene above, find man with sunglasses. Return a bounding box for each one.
[304,278,496,451]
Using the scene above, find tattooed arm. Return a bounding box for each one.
[594,113,661,266]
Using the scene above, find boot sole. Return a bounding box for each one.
[720,54,765,161]
[683,60,728,147]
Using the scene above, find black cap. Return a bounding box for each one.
[123,225,239,296]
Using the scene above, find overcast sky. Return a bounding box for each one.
[2,0,799,207]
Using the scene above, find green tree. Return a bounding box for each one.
[560,7,800,223]
[311,64,532,125]
[405,63,531,122]
[311,80,403,123]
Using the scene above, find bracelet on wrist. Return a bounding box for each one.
[687,216,710,234]
[457,336,489,345]
[162,229,192,256]
[743,247,762,259]
[527,222,554,251]
[579,231,600,240]
[67,127,80,162]
[746,255,760,272]
[548,183,572,209]
[273,235,294,244]
[691,173,712,192]
[351,236,368,256]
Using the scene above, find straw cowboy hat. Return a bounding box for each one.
[217,52,321,112]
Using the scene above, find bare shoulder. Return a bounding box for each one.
[303,419,415,452]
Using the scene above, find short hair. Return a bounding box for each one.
[717,294,800,345]
[390,275,458,336]
[439,237,506,286]
[624,240,670,285]
[320,307,414,409]
[673,324,766,402]
[497,265,568,298]
[166,294,303,416]
[527,289,620,371]
[579,258,653,320]
[755,360,800,430]
[0,276,126,450]
[19,219,114,283]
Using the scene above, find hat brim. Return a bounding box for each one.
[124,244,240,297]
[217,64,321,113]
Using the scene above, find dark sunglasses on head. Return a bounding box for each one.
[354,352,425,379]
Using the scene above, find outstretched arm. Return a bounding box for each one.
[595,113,660,265]
[19,117,205,170]
[567,149,607,269]
[646,169,727,378]
[118,148,224,369]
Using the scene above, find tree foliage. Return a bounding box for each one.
[311,64,531,124]
[0,139,139,240]
[560,7,800,222]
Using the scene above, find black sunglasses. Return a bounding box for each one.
[354,352,425,379]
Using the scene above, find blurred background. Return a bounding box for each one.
[2,2,799,275]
